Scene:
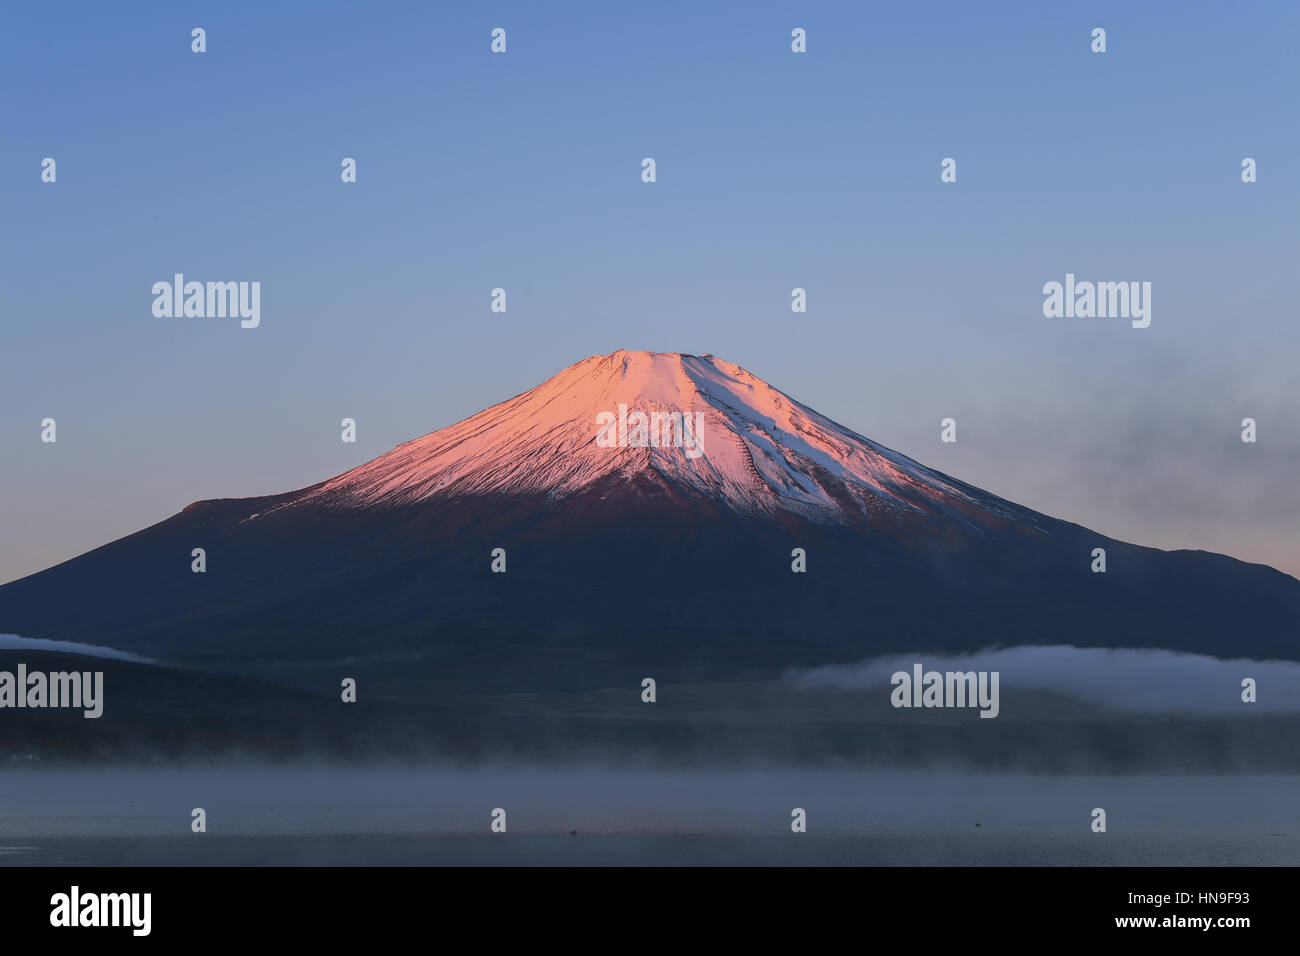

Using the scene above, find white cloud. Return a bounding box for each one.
[789,645,1300,713]
[0,633,155,664]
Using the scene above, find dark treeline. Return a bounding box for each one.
[2,652,1297,773]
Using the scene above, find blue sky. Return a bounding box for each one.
[3,0,1298,582]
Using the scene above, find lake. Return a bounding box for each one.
[1,768,1296,865]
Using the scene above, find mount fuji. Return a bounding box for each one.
[289,350,1036,530]
[2,350,1297,698]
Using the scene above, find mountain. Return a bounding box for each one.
[1,350,1297,698]
[291,350,1040,531]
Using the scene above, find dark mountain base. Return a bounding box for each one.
[2,482,1298,698]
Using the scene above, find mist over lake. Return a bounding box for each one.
[1,767,1296,866]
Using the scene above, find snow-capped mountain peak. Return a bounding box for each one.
[283,350,1031,530]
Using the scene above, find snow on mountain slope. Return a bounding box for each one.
[278,350,1045,530]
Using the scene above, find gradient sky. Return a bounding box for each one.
[3,0,1298,584]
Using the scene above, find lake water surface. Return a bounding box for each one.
[1,768,1295,865]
